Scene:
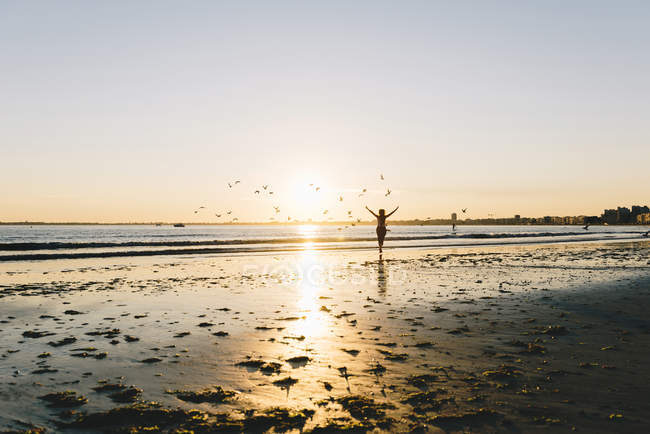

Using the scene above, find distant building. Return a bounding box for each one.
[617,207,631,224]
[514,214,521,221]
[631,205,650,223]
[601,209,617,224]
[638,213,650,224]
[451,213,457,221]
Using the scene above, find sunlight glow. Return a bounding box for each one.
[299,225,318,238]
[286,250,329,339]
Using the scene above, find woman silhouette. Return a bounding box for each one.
[365,205,399,253]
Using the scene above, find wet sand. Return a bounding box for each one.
[1,240,649,433]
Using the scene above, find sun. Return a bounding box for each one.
[288,172,327,220]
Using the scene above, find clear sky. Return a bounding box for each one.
[1,1,648,223]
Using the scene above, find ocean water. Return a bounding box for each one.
[0,224,647,261]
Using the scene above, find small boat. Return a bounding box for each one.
[173,223,185,227]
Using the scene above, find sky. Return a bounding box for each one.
[1,0,649,223]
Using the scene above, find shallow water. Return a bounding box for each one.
[1,224,647,261]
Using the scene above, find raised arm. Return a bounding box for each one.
[365,206,378,218]
[386,206,399,218]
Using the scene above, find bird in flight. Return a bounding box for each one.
[461,208,467,213]
[227,210,232,215]
[254,190,260,194]
[263,185,269,190]
[339,196,343,201]
[323,210,328,214]
[380,174,384,180]
[234,180,240,184]
[315,187,320,192]
[228,183,232,188]
[194,210,198,214]
[385,188,391,197]
[215,214,221,217]
[232,217,238,222]
[269,191,274,195]
[273,206,280,213]
[199,206,206,209]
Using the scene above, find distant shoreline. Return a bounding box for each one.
[0,221,646,227]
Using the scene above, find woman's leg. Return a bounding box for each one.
[376,226,386,252]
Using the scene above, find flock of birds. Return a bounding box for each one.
[188,177,650,238]
[191,173,396,227]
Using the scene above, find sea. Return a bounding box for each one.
[0,224,648,261]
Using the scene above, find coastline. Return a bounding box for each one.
[0,228,648,262]
[1,240,649,432]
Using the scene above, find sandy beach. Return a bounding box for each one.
[1,240,649,433]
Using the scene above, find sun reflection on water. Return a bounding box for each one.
[298,224,317,238]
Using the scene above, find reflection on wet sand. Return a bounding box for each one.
[377,257,387,295]
[288,248,329,340]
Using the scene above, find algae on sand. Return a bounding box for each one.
[60,402,315,433]
[166,386,235,404]
[39,391,87,408]
[335,395,396,421]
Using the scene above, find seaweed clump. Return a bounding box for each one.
[60,402,314,433]
[286,356,310,366]
[47,337,77,347]
[39,391,88,408]
[260,362,283,375]
[92,383,126,392]
[166,386,235,404]
[482,365,522,381]
[335,395,395,421]
[236,359,283,375]
[402,391,453,413]
[272,377,299,391]
[243,408,315,432]
[378,350,408,361]
[109,386,143,403]
[61,402,201,431]
[306,418,374,433]
[407,374,438,389]
[22,330,55,339]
